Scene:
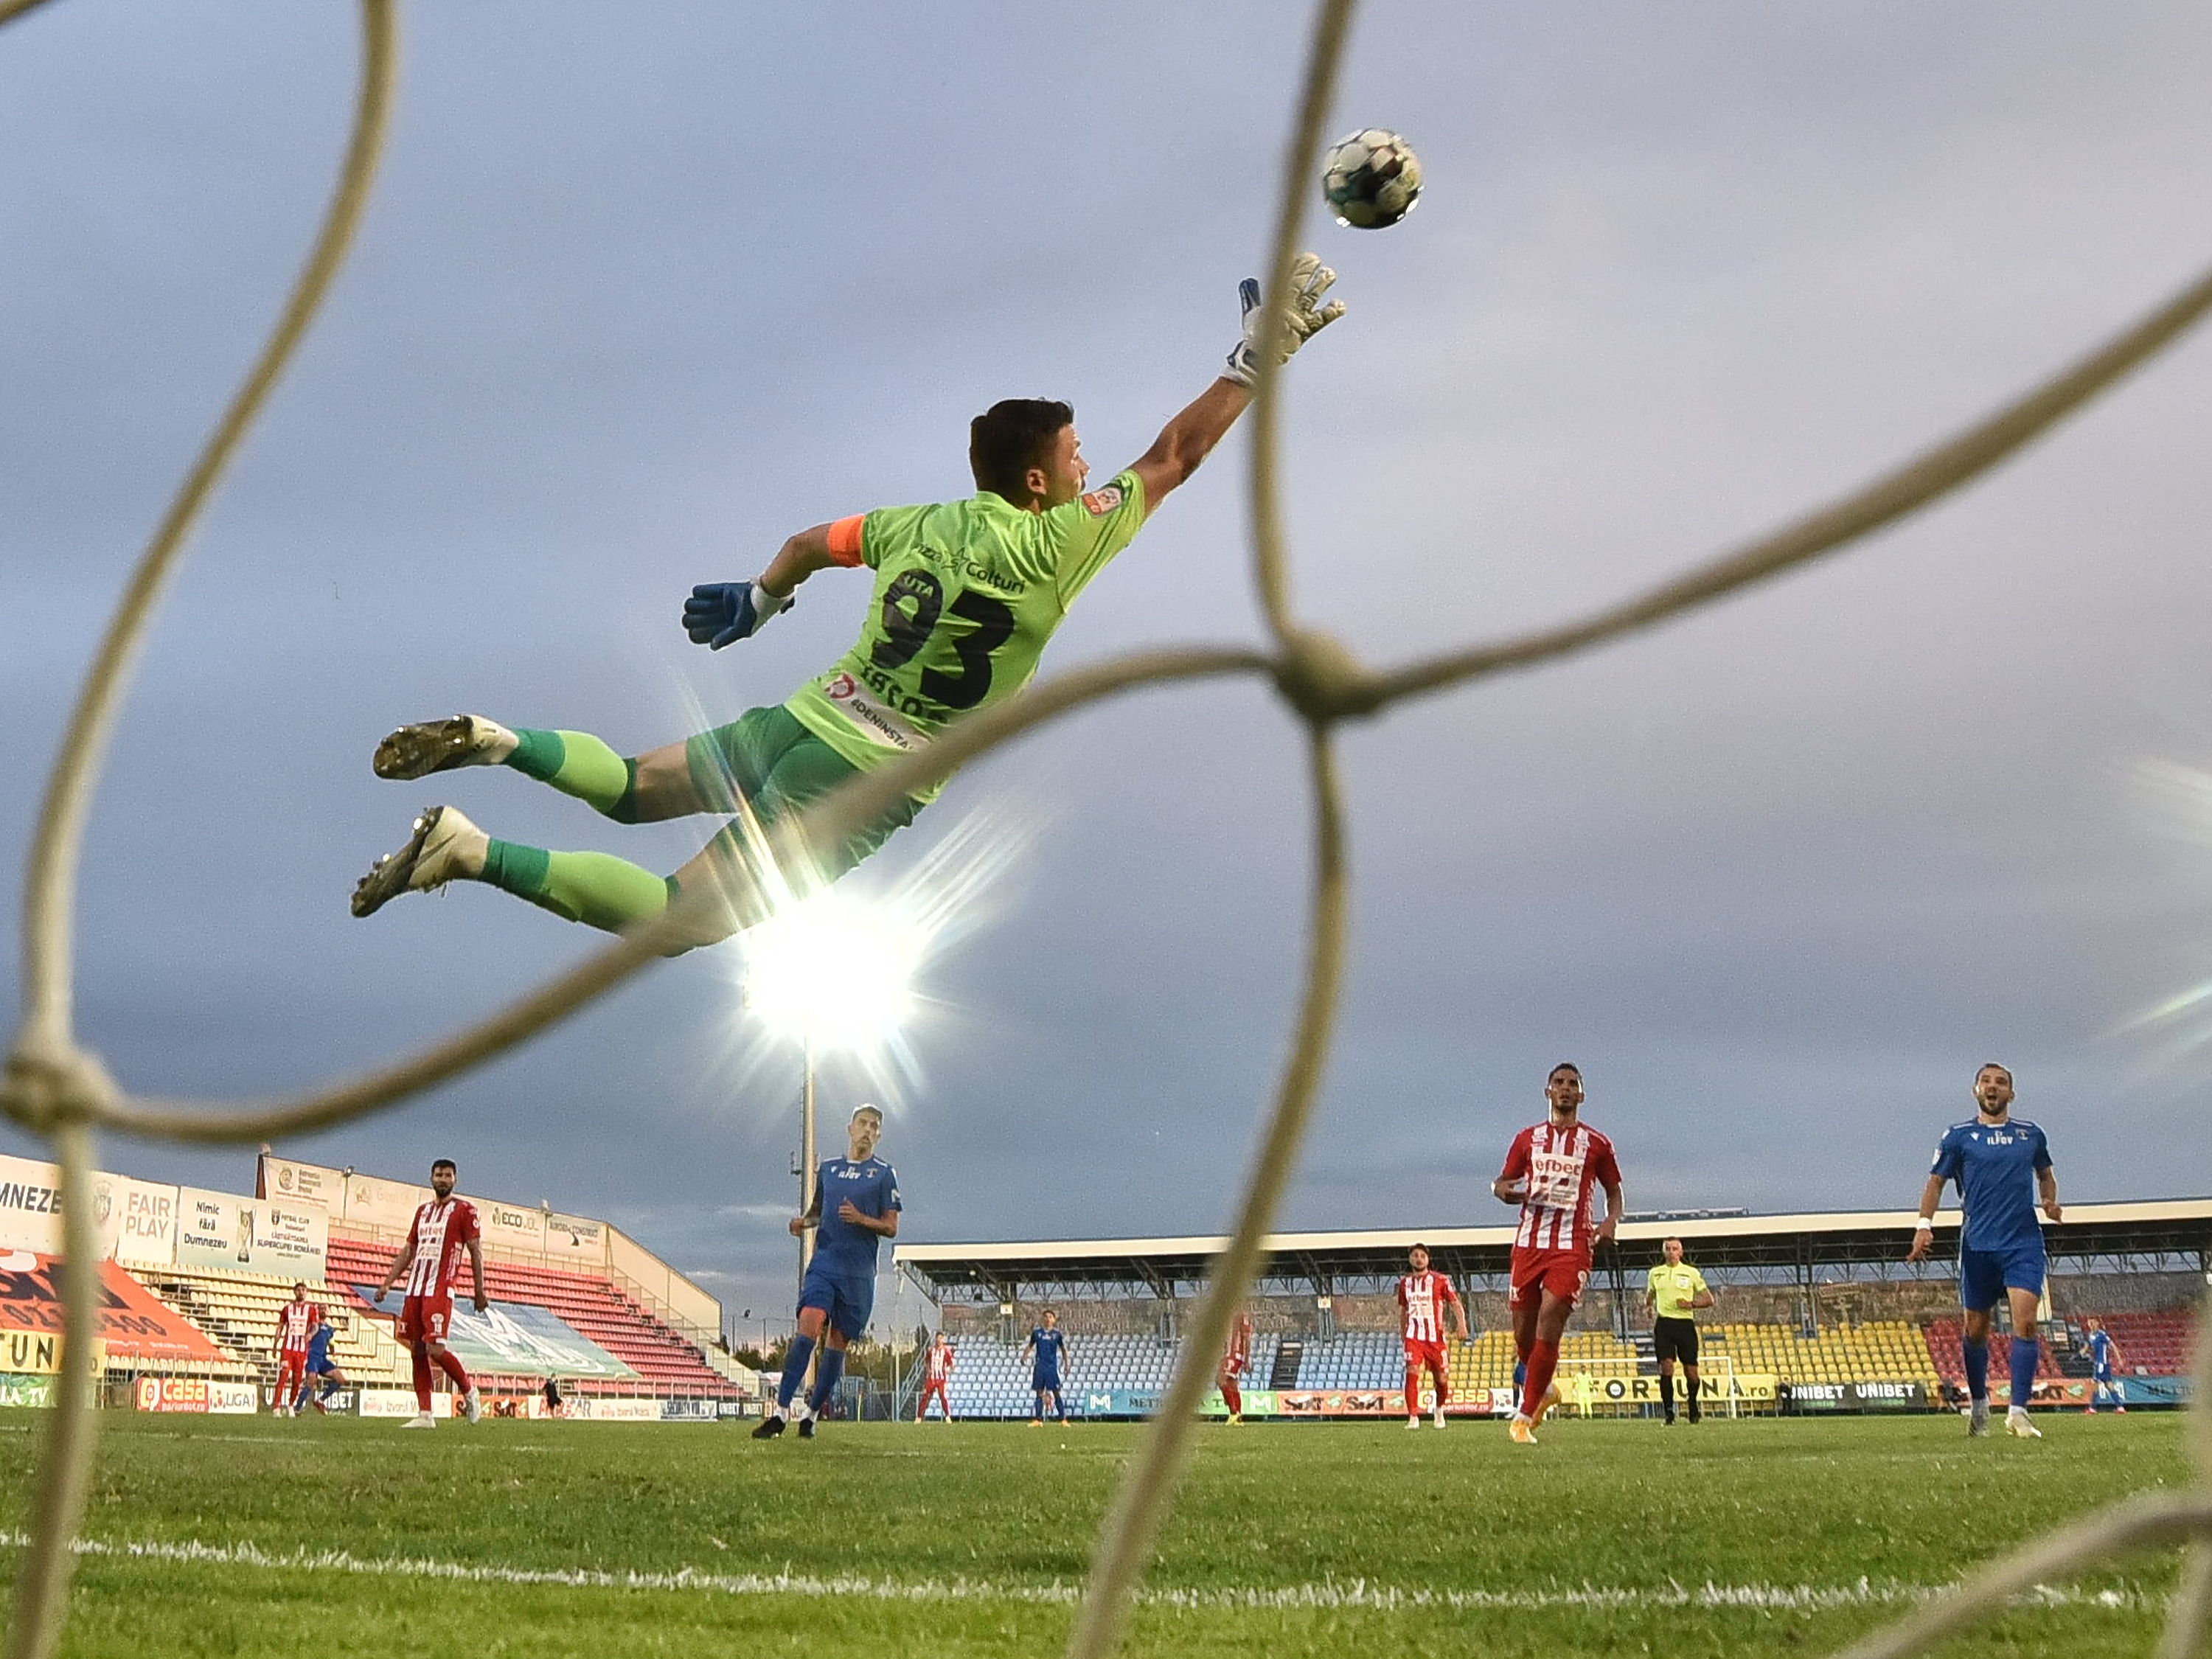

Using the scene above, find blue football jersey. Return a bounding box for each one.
[305,1325,335,1366]
[810,1156,900,1276]
[2090,1329,2113,1371]
[1929,1118,2051,1253]
[1029,1327,1068,1377]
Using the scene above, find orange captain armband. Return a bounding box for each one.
[825,515,866,567]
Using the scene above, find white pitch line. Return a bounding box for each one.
[0,1533,2161,1615]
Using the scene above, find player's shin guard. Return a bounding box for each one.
[505,730,641,821]
[1962,1335,1990,1401]
[1658,1372,1674,1414]
[436,1349,472,1394]
[1404,1366,1422,1419]
[806,1346,846,1416]
[1518,1339,1560,1421]
[777,1335,816,1411]
[2008,1336,2038,1408]
[1222,1380,1242,1416]
[411,1349,434,1413]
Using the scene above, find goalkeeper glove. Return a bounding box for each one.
[1222,251,1346,387]
[683,578,792,650]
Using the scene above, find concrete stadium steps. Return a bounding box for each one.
[125,1265,406,1392]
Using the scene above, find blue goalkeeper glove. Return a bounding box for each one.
[683,578,792,649]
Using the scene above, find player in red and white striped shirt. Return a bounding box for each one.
[1492,1063,1623,1445]
[916,1332,956,1423]
[271,1282,323,1417]
[1396,1244,1465,1430]
[372,1158,488,1429]
[1217,1305,1256,1425]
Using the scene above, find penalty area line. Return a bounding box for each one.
[0,1533,2161,1615]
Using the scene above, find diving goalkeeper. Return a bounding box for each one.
[351,257,1346,948]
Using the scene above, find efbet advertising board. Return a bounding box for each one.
[173,1186,327,1279]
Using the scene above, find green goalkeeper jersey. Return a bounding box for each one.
[784,472,1149,801]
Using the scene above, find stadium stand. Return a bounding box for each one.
[322,1235,740,1399]
[128,1263,408,1396]
[1922,1318,2063,1388]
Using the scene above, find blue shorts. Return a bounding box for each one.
[305,1354,339,1376]
[2092,1366,2115,1384]
[798,1262,874,1343]
[1032,1372,1062,1394]
[1958,1242,2045,1311]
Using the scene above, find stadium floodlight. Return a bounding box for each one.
[739,888,925,1055]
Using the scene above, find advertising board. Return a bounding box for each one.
[358,1390,452,1419]
[94,1174,184,1268]
[546,1214,608,1263]
[137,1377,213,1413]
[1,1253,224,1363]
[0,1374,57,1410]
[174,1186,327,1279]
[1575,1373,1780,1408]
[574,1397,661,1422]
[477,1200,547,1254]
[658,1397,719,1421]
[0,1154,65,1256]
[257,1155,347,1213]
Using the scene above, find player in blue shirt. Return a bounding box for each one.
[1907,1062,2062,1439]
[755,1105,900,1441]
[2084,1317,2127,1413]
[293,1321,349,1415]
[1022,1308,1071,1425]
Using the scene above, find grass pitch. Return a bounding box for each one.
[0,1408,2193,1657]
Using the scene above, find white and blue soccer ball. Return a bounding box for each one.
[1321,128,1422,230]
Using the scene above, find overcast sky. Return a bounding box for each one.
[6,2,2212,1330]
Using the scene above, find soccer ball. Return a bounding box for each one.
[1321,129,1422,229]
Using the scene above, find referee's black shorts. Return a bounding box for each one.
[1652,1315,1700,1366]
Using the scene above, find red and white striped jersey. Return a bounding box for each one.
[1223,1310,1254,1367]
[925,1342,956,1382]
[276,1300,322,1350]
[1396,1271,1458,1342]
[1500,1119,1621,1253]
[401,1197,480,1298]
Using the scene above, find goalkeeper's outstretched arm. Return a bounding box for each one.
[1127,252,1346,518]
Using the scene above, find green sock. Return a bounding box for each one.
[504,729,638,822]
[482,840,667,932]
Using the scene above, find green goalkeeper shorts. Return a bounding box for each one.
[686,704,919,886]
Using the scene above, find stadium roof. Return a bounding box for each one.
[894,1198,2212,1300]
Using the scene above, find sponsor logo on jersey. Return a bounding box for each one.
[1081,484,1124,517]
[824,673,925,751]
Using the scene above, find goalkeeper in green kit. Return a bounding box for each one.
[351,257,1345,949]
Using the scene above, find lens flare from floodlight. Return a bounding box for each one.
[741,891,925,1054]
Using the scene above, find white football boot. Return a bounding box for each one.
[2006,1408,2043,1439]
[373,715,519,780]
[400,1413,435,1430]
[351,805,487,917]
[464,1388,483,1424]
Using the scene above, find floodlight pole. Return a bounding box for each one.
[799,1031,817,1287]
[799,1030,818,1398]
